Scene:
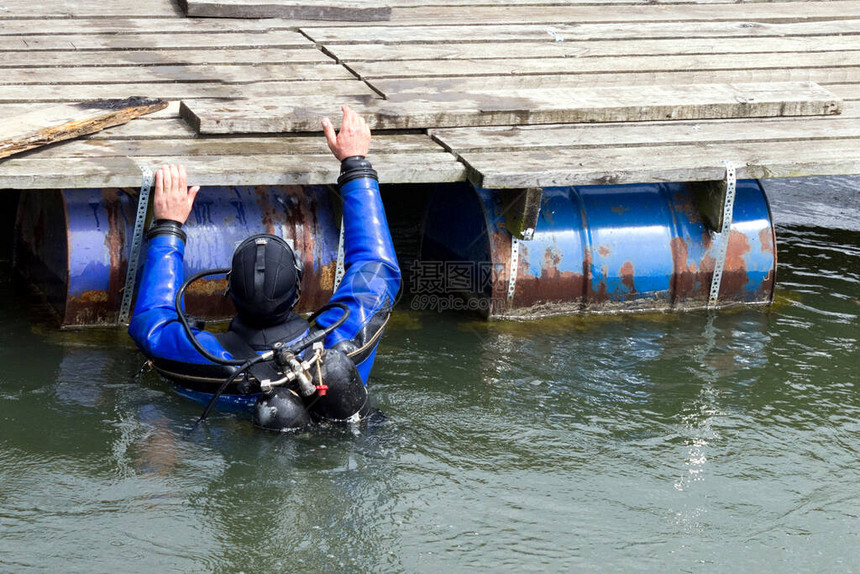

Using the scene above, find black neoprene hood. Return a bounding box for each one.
[229,234,302,327]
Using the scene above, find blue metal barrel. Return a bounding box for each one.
[420,181,776,317]
[15,186,340,327]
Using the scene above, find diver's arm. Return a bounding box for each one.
[315,108,401,373]
[128,165,233,365]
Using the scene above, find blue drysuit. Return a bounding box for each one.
[128,168,400,410]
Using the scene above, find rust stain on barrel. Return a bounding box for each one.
[255,185,277,234]
[759,227,775,255]
[102,190,124,309]
[182,278,234,319]
[675,188,703,224]
[594,264,610,303]
[720,230,752,296]
[187,277,228,297]
[697,230,753,301]
[670,237,697,300]
[543,245,562,270]
[489,228,514,315]
[511,244,586,307]
[620,261,636,298]
[65,289,114,325]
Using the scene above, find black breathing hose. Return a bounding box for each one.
[176,268,351,427]
[190,355,267,432]
[174,268,243,365]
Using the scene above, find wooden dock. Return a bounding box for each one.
[0,0,859,190]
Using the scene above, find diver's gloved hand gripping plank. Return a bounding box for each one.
[128,106,401,431]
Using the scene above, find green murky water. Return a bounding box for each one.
[1,180,858,572]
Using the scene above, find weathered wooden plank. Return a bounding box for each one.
[346,51,858,80]
[0,18,297,36]
[431,115,860,154]
[386,2,860,25]
[301,19,860,44]
[387,0,860,4]
[325,36,860,62]
[460,137,860,188]
[179,0,392,21]
[9,15,857,36]
[0,63,354,85]
[0,48,332,68]
[827,83,860,100]
[26,133,446,159]
[374,67,860,97]
[0,97,167,159]
[0,31,312,51]
[183,83,842,134]
[0,152,467,189]
[0,101,182,121]
[0,0,181,18]
[85,119,198,141]
[0,81,380,103]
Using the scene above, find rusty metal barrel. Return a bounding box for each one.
[14,185,340,327]
[419,181,776,317]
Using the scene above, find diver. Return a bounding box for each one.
[128,105,401,431]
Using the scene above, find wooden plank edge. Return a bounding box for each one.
[0,96,168,159]
[187,99,844,135]
[475,158,860,189]
[0,154,467,189]
[182,0,393,22]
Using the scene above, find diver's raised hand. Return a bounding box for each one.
[153,164,200,225]
[321,105,371,161]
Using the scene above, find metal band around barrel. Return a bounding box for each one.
[333,216,346,292]
[119,166,154,325]
[508,236,520,301]
[708,162,737,307]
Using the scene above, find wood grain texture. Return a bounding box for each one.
[460,137,860,188]
[28,133,443,158]
[0,0,858,188]
[182,83,843,134]
[346,51,857,80]
[0,48,332,68]
[0,0,181,18]
[0,81,380,104]
[385,1,860,25]
[0,97,168,159]
[301,19,860,44]
[0,18,295,36]
[180,0,392,21]
[373,68,860,97]
[0,151,467,189]
[325,36,860,62]
[0,63,354,85]
[0,31,311,52]
[431,114,860,154]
